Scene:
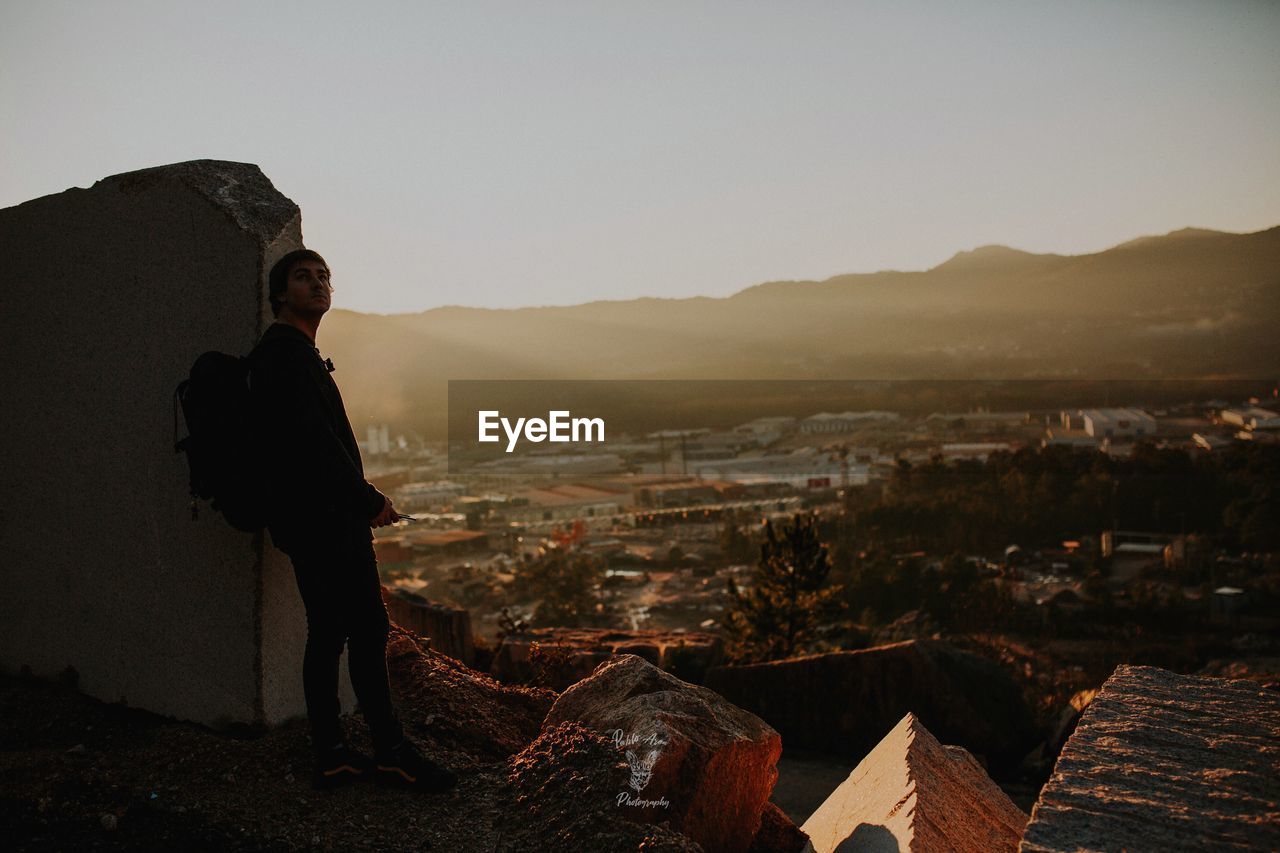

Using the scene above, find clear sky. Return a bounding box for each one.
[3,1,1278,313]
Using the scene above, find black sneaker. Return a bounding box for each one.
[311,743,373,790]
[374,739,457,792]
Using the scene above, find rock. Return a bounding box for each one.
[801,713,1026,853]
[1020,688,1098,777]
[382,587,475,666]
[384,627,554,761]
[705,640,1036,774]
[872,609,939,644]
[747,802,810,853]
[1020,665,1280,852]
[545,653,781,853]
[100,813,117,832]
[491,628,724,689]
[500,721,704,852]
[1,160,308,730]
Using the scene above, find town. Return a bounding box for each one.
[363,392,1279,729]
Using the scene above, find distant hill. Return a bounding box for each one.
[322,226,1280,435]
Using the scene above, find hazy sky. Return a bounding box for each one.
[3,1,1278,313]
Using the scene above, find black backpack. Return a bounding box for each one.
[173,351,266,532]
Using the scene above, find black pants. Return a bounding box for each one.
[281,527,403,756]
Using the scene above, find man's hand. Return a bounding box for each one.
[371,495,399,528]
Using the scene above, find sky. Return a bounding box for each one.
[3,1,1278,314]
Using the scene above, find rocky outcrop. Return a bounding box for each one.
[492,627,724,689]
[801,713,1027,853]
[384,627,554,763]
[1019,687,1098,779]
[383,587,475,666]
[1020,665,1280,852]
[1,159,308,728]
[498,722,706,852]
[705,640,1037,774]
[545,654,784,853]
[748,802,810,853]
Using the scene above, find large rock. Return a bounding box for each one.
[499,721,706,852]
[705,640,1037,774]
[802,713,1027,853]
[0,160,313,728]
[545,654,782,853]
[749,802,811,853]
[1020,665,1280,852]
[492,627,724,689]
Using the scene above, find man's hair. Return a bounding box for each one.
[268,249,329,317]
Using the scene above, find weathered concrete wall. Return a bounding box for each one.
[0,160,344,728]
[1020,665,1280,852]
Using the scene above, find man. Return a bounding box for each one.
[249,248,456,792]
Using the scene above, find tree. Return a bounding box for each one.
[513,548,608,628]
[724,513,845,662]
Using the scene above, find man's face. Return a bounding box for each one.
[279,259,332,318]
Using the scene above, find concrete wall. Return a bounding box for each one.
[0,160,351,728]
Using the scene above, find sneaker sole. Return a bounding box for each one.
[311,765,367,790]
[374,765,458,792]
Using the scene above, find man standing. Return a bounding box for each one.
[250,248,455,792]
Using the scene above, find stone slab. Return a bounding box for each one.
[1020,665,1280,852]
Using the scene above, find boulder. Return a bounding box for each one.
[748,802,810,853]
[1020,665,1280,852]
[705,640,1036,775]
[545,654,782,853]
[492,627,724,689]
[872,609,939,645]
[499,721,705,852]
[1019,687,1098,778]
[801,713,1027,853]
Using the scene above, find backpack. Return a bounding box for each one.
[173,351,266,532]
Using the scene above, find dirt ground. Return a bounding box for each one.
[0,632,703,852]
[0,671,524,851]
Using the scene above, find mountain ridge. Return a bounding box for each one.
[320,224,1280,433]
[367,225,1275,318]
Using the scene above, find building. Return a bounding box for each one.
[505,482,628,523]
[1193,433,1233,452]
[1074,408,1156,439]
[939,442,1012,461]
[1220,406,1280,431]
[691,449,867,488]
[927,410,1028,426]
[1042,429,1101,449]
[800,411,900,433]
[407,529,490,556]
[396,480,467,511]
[363,423,391,456]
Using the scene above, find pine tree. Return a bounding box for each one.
[724,513,845,662]
[515,548,607,628]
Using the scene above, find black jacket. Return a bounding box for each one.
[248,322,383,552]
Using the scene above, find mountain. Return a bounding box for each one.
[321,226,1280,434]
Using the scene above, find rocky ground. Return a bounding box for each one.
[0,628,704,852]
